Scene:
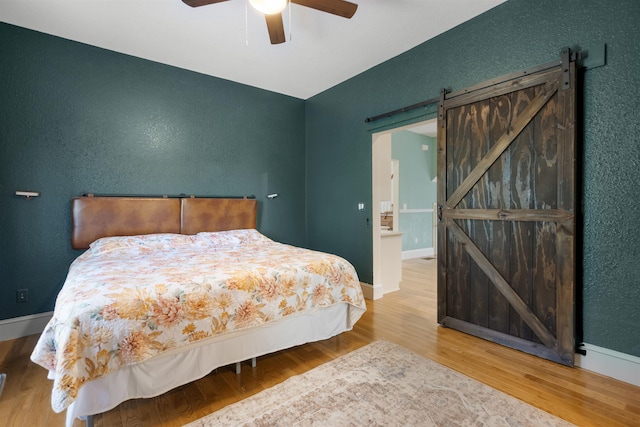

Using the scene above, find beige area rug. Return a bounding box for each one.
[185,340,574,427]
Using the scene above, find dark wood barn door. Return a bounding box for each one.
[436,50,577,365]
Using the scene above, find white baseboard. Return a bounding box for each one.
[576,342,640,387]
[360,282,382,300]
[0,312,53,342]
[402,247,434,260]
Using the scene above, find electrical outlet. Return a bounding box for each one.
[16,289,29,303]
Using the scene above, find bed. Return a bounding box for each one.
[30,195,366,426]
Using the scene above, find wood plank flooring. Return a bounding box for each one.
[1,258,639,426]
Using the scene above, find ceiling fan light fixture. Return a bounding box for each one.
[249,0,287,15]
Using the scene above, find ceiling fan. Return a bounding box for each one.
[181,0,358,45]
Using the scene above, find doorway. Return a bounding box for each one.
[370,118,438,300]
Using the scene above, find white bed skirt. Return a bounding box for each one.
[62,303,364,426]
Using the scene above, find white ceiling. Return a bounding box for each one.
[1,0,506,99]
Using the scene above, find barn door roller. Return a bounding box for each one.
[560,47,582,90]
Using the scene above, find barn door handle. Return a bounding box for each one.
[437,205,443,221]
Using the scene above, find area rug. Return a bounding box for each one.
[185,340,574,427]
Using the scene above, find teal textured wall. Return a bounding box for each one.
[391,131,436,252]
[2,0,639,358]
[306,0,640,356]
[0,23,306,320]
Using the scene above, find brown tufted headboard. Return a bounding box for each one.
[71,196,257,249]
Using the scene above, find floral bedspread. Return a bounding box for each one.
[30,229,366,413]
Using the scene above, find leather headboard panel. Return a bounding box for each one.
[72,197,181,249]
[180,198,257,235]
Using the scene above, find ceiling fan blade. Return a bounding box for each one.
[265,13,286,44]
[291,0,357,18]
[181,0,229,8]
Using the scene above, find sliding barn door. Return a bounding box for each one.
[436,50,577,366]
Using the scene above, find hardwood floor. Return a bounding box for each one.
[1,258,639,426]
